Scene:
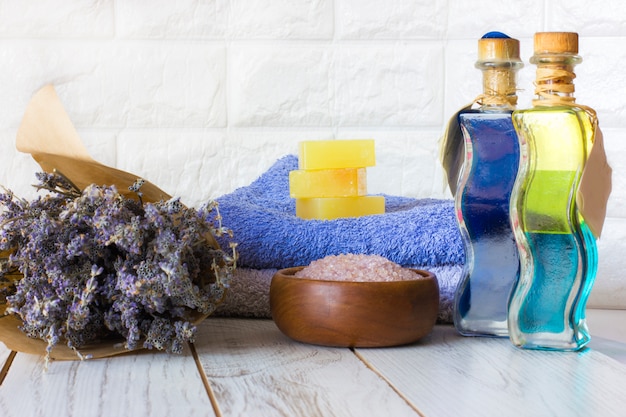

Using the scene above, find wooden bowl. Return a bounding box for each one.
[270,266,439,348]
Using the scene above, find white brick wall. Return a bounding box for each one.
[0,0,624,307]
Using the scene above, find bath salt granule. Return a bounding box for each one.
[295,254,417,282]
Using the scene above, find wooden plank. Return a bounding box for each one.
[0,342,10,369]
[0,344,216,417]
[356,325,626,417]
[0,342,13,385]
[194,318,419,417]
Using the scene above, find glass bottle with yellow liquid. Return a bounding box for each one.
[508,32,600,350]
[453,32,523,337]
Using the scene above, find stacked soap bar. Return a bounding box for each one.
[290,139,385,220]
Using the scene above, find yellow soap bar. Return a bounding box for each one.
[289,168,367,198]
[299,139,376,170]
[296,196,385,220]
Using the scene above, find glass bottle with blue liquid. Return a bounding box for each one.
[453,32,523,337]
[508,32,606,351]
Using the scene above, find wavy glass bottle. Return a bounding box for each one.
[508,32,597,351]
[453,33,523,337]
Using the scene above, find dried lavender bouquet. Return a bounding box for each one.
[0,172,237,361]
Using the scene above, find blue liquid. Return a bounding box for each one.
[574,221,598,339]
[518,232,579,334]
[454,111,520,336]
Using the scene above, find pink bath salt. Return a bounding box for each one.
[295,254,418,282]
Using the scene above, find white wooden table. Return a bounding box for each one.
[2,316,626,417]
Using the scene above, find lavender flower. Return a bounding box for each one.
[0,172,237,361]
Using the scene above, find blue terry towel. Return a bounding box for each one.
[215,155,464,270]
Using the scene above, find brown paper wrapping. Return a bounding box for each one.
[439,104,472,196]
[16,85,172,203]
[576,126,612,237]
[0,85,215,360]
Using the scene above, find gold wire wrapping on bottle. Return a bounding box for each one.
[474,92,517,107]
[533,67,576,105]
[474,67,518,108]
[532,65,598,128]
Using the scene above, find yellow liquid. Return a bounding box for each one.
[513,106,593,233]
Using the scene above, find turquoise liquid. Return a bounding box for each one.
[573,222,598,341]
[454,111,520,336]
[518,232,579,334]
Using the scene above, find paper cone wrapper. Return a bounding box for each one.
[0,85,217,360]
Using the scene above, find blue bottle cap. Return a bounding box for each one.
[482,31,511,39]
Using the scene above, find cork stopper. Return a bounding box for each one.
[477,32,522,63]
[534,32,578,54]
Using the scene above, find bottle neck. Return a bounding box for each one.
[531,53,582,107]
[477,62,522,111]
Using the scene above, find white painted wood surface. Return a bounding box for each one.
[356,325,626,417]
[0,344,215,417]
[194,318,418,417]
[3,317,626,417]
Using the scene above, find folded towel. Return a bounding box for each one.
[215,155,464,270]
[214,265,462,323]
